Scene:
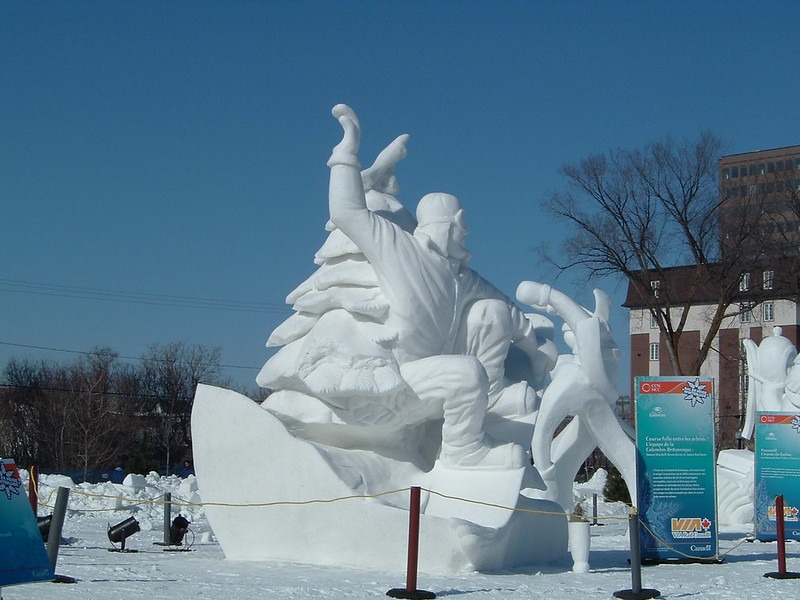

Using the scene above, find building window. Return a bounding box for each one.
[759,163,766,175]
[763,270,774,290]
[649,343,660,361]
[768,162,775,173]
[740,303,752,323]
[764,301,775,322]
[778,160,785,171]
[731,166,739,178]
[650,312,658,328]
[749,164,756,176]
[739,272,750,291]
[650,280,660,298]
[723,168,730,180]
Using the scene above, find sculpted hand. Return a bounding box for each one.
[328,104,361,168]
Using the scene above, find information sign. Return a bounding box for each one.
[754,412,800,541]
[635,377,718,561]
[0,458,53,587]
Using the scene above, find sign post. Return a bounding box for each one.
[635,377,718,562]
[754,412,800,542]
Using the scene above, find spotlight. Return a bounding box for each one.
[169,515,190,546]
[37,514,52,542]
[107,516,140,552]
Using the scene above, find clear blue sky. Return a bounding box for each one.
[2,1,799,392]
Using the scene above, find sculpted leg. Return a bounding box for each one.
[463,299,537,418]
[400,355,525,469]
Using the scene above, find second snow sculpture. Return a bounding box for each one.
[191,105,635,573]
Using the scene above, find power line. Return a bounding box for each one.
[0,278,291,314]
[0,341,261,372]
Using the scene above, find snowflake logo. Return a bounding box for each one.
[683,378,709,407]
[0,460,22,501]
[792,415,800,434]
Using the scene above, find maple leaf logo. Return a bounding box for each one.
[701,518,711,530]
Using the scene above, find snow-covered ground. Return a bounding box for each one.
[5,470,800,599]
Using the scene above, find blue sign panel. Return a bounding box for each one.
[635,377,718,561]
[754,412,800,542]
[0,459,54,587]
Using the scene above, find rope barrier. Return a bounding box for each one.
[32,479,772,564]
[34,482,634,524]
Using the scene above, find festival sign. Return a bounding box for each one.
[0,458,54,587]
[754,412,800,541]
[635,376,718,561]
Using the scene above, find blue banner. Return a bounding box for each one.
[635,377,718,561]
[754,412,800,541]
[0,459,54,587]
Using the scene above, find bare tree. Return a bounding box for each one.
[543,132,773,376]
[139,342,231,473]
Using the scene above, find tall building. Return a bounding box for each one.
[625,145,800,450]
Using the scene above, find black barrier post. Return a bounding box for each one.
[764,494,800,579]
[613,510,660,599]
[163,492,172,545]
[387,486,435,600]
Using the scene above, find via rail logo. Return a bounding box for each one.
[768,504,800,522]
[670,516,713,539]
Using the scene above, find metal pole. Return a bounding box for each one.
[629,511,643,594]
[163,492,172,545]
[613,510,660,599]
[46,487,70,570]
[592,493,598,526]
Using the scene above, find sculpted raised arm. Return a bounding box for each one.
[328,105,369,235]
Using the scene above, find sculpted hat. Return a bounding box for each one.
[416,193,465,228]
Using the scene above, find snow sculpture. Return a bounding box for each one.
[516,282,637,510]
[717,327,800,526]
[741,326,799,439]
[191,105,635,573]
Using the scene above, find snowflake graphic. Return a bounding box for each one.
[792,415,800,434]
[682,377,709,407]
[0,460,22,501]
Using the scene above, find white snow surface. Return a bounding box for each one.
[5,469,800,600]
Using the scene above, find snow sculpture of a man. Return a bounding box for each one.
[261,104,551,469]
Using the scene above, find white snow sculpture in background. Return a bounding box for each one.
[516,281,636,510]
[717,327,800,526]
[192,104,634,573]
[741,326,799,439]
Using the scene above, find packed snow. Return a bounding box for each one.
[4,469,800,600]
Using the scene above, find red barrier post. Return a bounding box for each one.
[764,494,800,579]
[387,486,435,599]
[28,465,38,516]
[777,495,787,574]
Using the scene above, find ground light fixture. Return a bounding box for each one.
[169,515,190,546]
[107,516,140,552]
[37,514,52,542]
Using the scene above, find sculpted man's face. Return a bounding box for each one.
[446,218,469,261]
[415,193,470,262]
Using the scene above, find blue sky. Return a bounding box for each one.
[2,1,799,392]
